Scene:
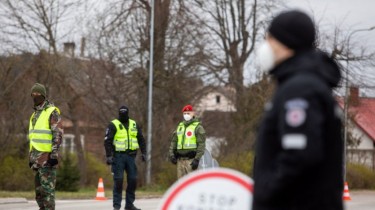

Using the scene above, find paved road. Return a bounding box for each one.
[345,190,375,210]
[0,198,160,210]
[1,191,374,210]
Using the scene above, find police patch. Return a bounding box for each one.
[285,98,308,127]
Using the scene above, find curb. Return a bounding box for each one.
[0,198,28,205]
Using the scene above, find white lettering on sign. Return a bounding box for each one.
[158,168,253,210]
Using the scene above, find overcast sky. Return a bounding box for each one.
[286,0,375,45]
[287,0,375,24]
[284,0,375,91]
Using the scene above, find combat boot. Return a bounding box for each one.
[125,205,141,210]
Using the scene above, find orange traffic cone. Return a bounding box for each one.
[95,178,107,200]
[343,182,351,201]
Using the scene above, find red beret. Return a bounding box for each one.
[182,104,193,112]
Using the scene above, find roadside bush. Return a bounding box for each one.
[347,163,375,189]
[0,155,34,190]
[85,152,114,189]
[219,151,254,177]
[56,154,80,192]
[155,161,177,189]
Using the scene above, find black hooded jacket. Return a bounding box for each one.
[253,50,344,210]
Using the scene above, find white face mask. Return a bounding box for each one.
[183,113,192,121]
[256,41,276,73]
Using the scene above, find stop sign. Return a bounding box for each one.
[158,168,253,210]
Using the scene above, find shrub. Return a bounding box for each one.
[347,163,375,189]
[56,154,80,192]
[85,153,114,190]
[0,155,34,190]
[219,151,254,177]
[155,162,177,189]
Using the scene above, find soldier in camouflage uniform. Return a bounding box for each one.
[28,83,63,210]
[169,104,206,178]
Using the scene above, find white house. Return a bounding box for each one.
[338,87,375,169]
[195,86,236,114]
[193,86,236,157]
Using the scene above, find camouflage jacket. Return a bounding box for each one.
[29,100,63,169]
[169,118,206,161]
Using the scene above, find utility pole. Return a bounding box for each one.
[146,0,155,185]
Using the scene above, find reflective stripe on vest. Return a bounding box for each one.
[112,119,139,151]
[28,106,60,152]
[176,121,199,150]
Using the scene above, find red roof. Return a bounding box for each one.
[338,97,375,142]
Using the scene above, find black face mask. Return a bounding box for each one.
[119,112,129,123]
[33,95,45,106]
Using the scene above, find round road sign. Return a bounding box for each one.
[158,168,253,210]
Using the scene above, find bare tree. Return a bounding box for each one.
[191,0,280,109]
[318,24,375,88]
[0,0,82,54]
[178,0,283,158]
[0,53,33,160]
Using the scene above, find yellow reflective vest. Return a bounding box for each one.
[176,121,199,150]
[112,119,139,151]
[28,106,60,152]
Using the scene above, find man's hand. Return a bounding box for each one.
[106,156,113,165]
[170,156,177,165]
[47,158,58,167]
[29,162,33,168]
[141,154,146,162]
[190,159,199,170]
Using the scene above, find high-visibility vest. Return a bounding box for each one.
[112,119,139,151]
[28,106,60,152]
[176,121,199,150]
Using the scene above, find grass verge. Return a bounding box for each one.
[0,188,164,200]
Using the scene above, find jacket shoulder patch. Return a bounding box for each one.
[285,98,308,127]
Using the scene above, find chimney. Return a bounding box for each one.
[63,42,76,57]
[80,37,86,57]
[349,86,360,106]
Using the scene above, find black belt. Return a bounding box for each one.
[176,151,196,159]
[115,150,136,154]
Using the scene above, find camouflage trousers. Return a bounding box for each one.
[34,167,56,210]
[177,158,194,179]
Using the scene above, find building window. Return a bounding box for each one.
[61,134,85,154]
[62,134,75,153]
[216,95,221,104]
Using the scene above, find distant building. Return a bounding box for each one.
[338,86,375,170]
[195,86,236,114]
[193,86,236,157]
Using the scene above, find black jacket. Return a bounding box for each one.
[253,50,344,210]
[104,119,146,157]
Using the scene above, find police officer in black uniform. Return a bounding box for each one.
[104,106,146,210]
[253,10,343,210]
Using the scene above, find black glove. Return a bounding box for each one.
[47,158,58,167]
[29,162,33,168]
[190,159,199,170]
[170,156,177,165]
[106,156,113,165]
[141,154,146,162]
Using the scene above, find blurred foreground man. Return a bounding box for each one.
[253,10,343,210]
[28,83,63,210]
[104,106,146,210]
[169,104,206,178]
